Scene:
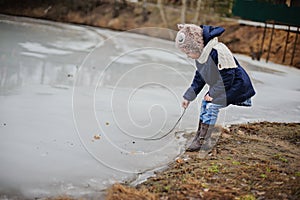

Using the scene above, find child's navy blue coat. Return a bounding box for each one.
[183,25,256,106]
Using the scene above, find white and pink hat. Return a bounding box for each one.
[175,24,204,55]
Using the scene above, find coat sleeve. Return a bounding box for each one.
[183,70,206,101]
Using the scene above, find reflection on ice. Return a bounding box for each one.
[20,42,72,55]
[21,52,46,59]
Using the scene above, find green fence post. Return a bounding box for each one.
[290,27,299,66]
[282,25,290,63]
[266,22,275,63]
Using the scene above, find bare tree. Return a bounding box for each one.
[142,0,148,22]
[193,0,202,24]
[113,0,127,18]
[157,0,169,28]
[157,0,174,39]
[113,0,120,18]
[181,0,187,24]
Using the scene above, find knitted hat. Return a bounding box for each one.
[175,24,204,55]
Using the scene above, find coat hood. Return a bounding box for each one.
[200,25,225,46]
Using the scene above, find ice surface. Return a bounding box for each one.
[1,15,300,199]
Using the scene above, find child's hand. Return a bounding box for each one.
[182,99,190,109]
[204,94,213,102]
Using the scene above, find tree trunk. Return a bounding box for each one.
[181,0,187,24]
[157,0,168,28]
[193,0,202,24]
[113,0,120,18]
[122,0,127,7]
[142,0,148,22]
[157,0,174,39]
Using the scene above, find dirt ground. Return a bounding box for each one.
[0,0,299,68]
[106,122,300,200]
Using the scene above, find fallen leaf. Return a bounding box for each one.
[256,191,266,195]
[237,130,245,135]
[274,181,284,185]
[94,134,101,140]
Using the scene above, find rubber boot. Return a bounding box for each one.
[201,125,215,151]
[190,120,202,143]
[186,123,209,152]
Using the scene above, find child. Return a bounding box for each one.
[175,24,256,151]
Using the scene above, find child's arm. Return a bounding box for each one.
[183,70,206,102]
[204,93,213,101]
[182,99,190,108]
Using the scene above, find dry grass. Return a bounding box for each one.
[105,122,300,200]
[106,183,157,200]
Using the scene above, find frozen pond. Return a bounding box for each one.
[1,15,300,199]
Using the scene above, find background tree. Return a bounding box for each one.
[193,0,202,23]
[157,0,169,28]
[113,0,127,18]
[181,0,187,23]
[142,0,148,22]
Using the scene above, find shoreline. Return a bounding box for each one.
[106,122,300,200]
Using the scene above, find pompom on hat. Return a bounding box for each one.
[175,24,204,55]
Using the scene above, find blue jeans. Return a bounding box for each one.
[200,100,224,125]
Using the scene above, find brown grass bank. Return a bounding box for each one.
[106,122,300,200]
